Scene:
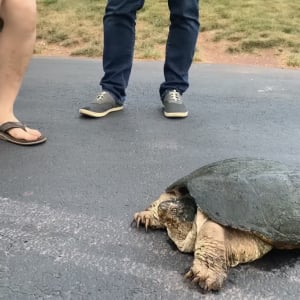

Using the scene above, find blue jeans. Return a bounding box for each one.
[100,0,200,104]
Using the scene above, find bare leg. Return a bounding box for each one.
[133,192,178,230]
[0,0,42,141]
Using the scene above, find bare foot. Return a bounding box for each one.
[8,126,42,141]
[0,117,43,142]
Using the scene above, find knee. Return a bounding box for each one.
[5,0,37,35]
[16,0,37,33]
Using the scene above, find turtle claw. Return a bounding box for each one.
[184,270,193,279]
[132,210,162,231]
[130,218,139,228]
[192,277,200,285]
[184,263,225,291]
[136,217,141,228]
[132,211,150,231]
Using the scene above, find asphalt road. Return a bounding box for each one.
[1,58,300,300]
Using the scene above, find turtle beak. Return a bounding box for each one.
[158,200,183,225]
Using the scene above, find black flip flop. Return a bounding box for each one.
[0,121,47,146]
[0,18,4,32]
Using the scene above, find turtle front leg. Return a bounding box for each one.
[185,213,273,291]
[133,192,177,231]
[185,218,228,291]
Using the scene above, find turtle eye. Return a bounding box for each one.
[170,207,178,214]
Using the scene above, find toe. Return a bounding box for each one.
[25,127,42,138]
[9,127,41,141]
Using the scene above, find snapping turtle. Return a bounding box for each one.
[133,158,300,291]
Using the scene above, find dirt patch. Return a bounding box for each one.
[35,32,292,69]
[197,32,285,68]
[35,41,79,57]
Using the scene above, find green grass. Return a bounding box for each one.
[37,0,300,67]
[36,0,103,56]
[202,0,300,66]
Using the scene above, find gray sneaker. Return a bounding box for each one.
[162,90,188,118]
[79,91,123,118]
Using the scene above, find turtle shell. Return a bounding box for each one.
[166,158,300,247]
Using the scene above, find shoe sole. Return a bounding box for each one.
[79,106,124,118]
[164,111,189,118]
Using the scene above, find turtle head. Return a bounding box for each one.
[158,195,197,251]
[158,195,197,225]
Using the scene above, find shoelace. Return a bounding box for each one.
[96,92,107,102]
[168,90,182,103]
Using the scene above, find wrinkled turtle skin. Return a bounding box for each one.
[167,157,300,247]
[133,158,300,291]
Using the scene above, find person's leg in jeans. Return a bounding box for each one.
[160,0,199,118]
[161,0,199,95]
[79,0,145,117]
[101,0,145,103]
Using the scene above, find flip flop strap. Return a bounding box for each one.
[0,122,27,133]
